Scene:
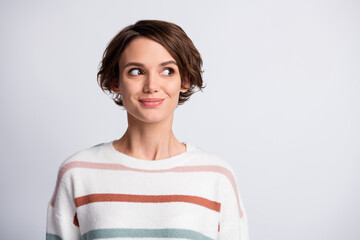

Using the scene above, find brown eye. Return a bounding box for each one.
[162,68,174,76]
[129,68,142,76]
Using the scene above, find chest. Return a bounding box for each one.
[73,170,222,239]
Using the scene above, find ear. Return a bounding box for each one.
[111,78,121,94]
[180,75,190,93]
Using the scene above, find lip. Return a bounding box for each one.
[139,98,165,102]
[139,98,165,107]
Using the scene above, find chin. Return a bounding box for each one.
[139,115,169,124]
[127,110,167,123]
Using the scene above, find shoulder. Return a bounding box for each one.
[188,144,236,173]
[49,142,108,207]
[52,142,108,189]
[54,142,109,182]
[59,142,108,167]
[190,144,241,184]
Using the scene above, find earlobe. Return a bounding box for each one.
[111,79,121,94]
[180,76,191,93]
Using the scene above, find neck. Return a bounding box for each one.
[113,112,186,161]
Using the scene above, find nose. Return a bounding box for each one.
[143,71,160,93]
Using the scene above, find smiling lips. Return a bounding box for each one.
[139,98,165,107]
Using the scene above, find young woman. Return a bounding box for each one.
[46,20,249,240]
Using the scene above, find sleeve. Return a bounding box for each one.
[217,165,250,240]
[46,161,81,240]
[46,204,81,240]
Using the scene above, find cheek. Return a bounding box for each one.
[168,77,183,94]
[119,80,140,97]
[166,83,182,103]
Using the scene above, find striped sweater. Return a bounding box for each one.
[46,141,249,240]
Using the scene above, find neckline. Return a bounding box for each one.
[104,140,197,170]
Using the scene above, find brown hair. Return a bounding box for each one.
[97,19,206,107]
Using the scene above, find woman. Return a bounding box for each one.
[46,20,249,240]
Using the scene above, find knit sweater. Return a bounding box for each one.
[46,141,249,240]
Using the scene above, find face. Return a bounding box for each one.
[112,37,189,124]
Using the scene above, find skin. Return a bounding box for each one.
[111,37,191,161]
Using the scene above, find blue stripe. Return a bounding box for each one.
[81,228,214,240]
[46,233,62,240]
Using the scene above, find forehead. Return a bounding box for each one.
[119,37,175,65]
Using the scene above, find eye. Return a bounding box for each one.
[128,68,143,76]
[162,68,174,76]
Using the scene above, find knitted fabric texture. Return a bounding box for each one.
[46,141,249,240]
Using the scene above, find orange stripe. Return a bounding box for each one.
[75,193,221,212]
[51,161,244,218]
[73,212,79,227]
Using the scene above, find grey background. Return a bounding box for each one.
[0,0,359,239]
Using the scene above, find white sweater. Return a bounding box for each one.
[46,141,249,240]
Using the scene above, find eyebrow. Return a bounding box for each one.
[122,60,177,69]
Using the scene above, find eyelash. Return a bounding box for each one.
[128,68,143,76]
[127,68,175,76]
[162,68,175,76]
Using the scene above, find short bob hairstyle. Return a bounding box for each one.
[97,19,206,107]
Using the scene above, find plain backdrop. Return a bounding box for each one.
[0,0,359,239]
